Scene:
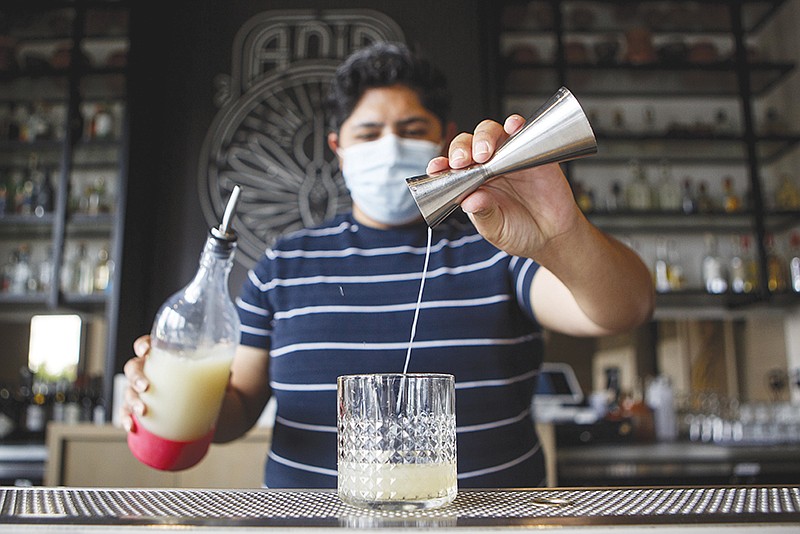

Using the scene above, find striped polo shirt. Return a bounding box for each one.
[237,213,546,488]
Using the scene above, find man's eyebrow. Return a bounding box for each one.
[395,116,433,127]
[351,116,432,129]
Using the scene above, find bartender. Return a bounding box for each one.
[123,42,654,489]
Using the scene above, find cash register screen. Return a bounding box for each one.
[534,362,583,405]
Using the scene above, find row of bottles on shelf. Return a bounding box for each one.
[0,157,113,218]
[0,154,53,217]
[574,160,800,214]
[503,1,743,35]
[648,232,800,295]
[582,104,786,138]
[0,242,114,297]
[0,101,122,143]
[0,369,105,442]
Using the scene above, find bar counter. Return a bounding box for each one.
[1,485,798,532]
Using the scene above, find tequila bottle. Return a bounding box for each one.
[702,234,728,294]
[790,232,800,293]
[656,160,681,212]
[626,160,652,211]
[766,234,787,293]
[722,176,741,213]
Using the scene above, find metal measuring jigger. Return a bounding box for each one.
[405,87,598,228]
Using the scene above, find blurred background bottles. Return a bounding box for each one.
[625,159,653,210]
[702,234,728,294]
[655,160,681,211]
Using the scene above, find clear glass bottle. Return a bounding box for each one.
[656,160,681,212]
[90,103,114,140]
[740,235,759,294]
[654,238,671,293]
[775,174,800,210]
[10,246,31,295]
[790,231,800,293]
[722,176,741,213]
[626,160,652,211]
[74,243,94,295]
[729,236,747,294]
[702,234,728,294]
[93,247,113,293]
[681,177,695,214]
[696,180,715,213]
[128,186,241,471]
[766,234,787,293]
[667,239,684,291]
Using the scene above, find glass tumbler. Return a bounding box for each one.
[337,373,457,510]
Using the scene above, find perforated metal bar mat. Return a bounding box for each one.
[1,486,799,528]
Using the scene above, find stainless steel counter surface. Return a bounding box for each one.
[557,442,800,486]
[0,486,798,532]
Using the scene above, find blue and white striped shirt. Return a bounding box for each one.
[237,213,546,488]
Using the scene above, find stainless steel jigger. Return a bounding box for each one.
[405,87,598,228]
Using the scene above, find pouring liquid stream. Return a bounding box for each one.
[402,227,433,375]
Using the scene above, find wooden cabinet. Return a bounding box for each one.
[45,423,271,488]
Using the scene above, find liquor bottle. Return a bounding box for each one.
[654,238,670,293]
[681,177,695,214]
[702,234,728,294]
[603,367,622,419]
[14,175,35,216]
[729,236,747,294]
[10,103,30,142]
[37,247,53,293]
[27,101,53,142]
[606,181,624,212]
[790,232,800,293]
[625,160,652,211]
[128,186,241,471]
[740,235,759,294]
[667,239,684,291]
[765,234,787,293]
[66,243,93,295]
[696,181,715,213]
[89,104,114,140]
[33,167,54,217]
[722,176,741,213]
[92,247,113,293]
[775,174,800,210]
[11,245,33,295]
[655,160,681,212]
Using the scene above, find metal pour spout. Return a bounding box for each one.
[405,87,597,228]
[208,185,242,256]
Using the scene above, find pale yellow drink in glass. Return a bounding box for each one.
[338,462,457,503]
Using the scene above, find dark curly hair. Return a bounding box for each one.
[325,42,451,132]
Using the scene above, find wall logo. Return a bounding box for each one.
[199,10,404,267]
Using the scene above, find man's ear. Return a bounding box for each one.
[327,132,340,153]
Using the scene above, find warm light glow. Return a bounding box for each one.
[28,315,82,379]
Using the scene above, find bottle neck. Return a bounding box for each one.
[186,236,236,298]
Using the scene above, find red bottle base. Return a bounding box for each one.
[127,415,214,471]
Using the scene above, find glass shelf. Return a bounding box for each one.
[502,0,788,35]
[66,213,114,237]
[503,61,794,97]
[560,132,800,163]
[0,214,56,238]
[764,210,800,232]
[587,211,756,233]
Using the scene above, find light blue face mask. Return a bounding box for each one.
[340,134,441,226]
